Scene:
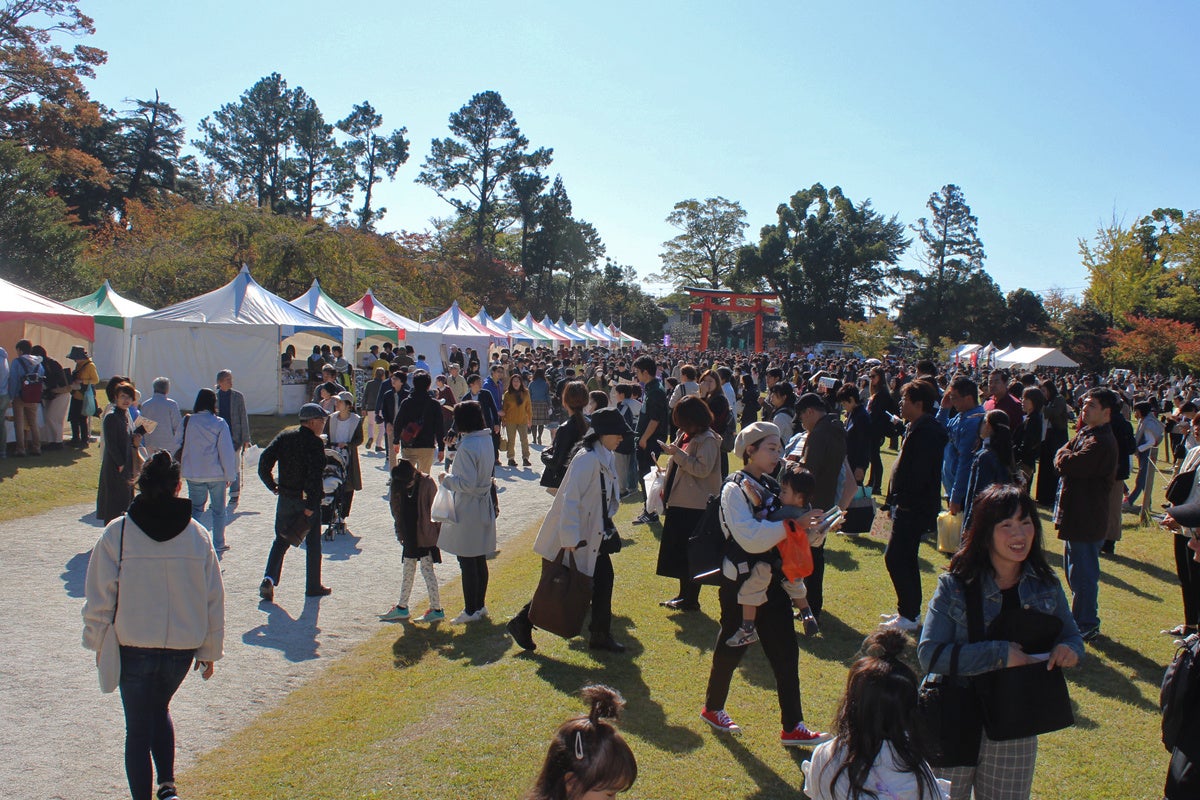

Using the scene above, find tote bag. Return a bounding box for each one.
[431,482,457,525]
[528,549,593,639]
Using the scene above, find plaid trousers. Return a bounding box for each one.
[937,731,1038,800]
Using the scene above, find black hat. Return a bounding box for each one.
[67,345,89,360]
[589,407,630,437]
[796,392,827,412]
[298,402,329,421]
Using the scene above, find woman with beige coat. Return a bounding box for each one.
[656,396,723,611]
[507,408,628,654]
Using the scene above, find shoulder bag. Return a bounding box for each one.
[97,518,125,693]
[528,549,593,639]
[598,472,621,554]
[916,575,985,767]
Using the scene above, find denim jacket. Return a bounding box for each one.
[917,564,1084,677]
[936,403,985,506]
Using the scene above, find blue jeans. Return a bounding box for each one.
[187,479,228,550]
[118,646,194,800]
[1063,539,1103,631]
[1127,452,1150,504]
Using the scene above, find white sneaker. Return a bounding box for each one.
[879,615,921,633]
[473,606,489,620]
[451,610,484,624]
[879,612,899,622]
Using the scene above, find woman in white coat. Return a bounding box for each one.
[507,408,627,653]
[436,400,497,624]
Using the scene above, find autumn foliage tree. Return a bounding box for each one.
[1105,316,1200,373]
[839,314,897,359]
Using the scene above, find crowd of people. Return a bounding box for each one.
[62,332,1200,799]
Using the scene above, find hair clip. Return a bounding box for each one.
[574,730,585,760]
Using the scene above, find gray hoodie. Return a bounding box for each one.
[174,411,238,483]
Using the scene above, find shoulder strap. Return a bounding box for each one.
[114,516,125,619]
[598,472,615,528]
[964,576,985,643]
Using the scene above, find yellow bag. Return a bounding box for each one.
[937,511,962,554]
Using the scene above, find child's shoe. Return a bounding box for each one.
[416,608,445,623]
[725,624,759,647]
[379,605,410,622]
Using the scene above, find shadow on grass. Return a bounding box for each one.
[61,550,91,598]
[822,547,858,572]
[1070,638,1160,713]
[390,618,514,669]
[711,728,802,799]
[801,612,868,664]
[242,597,322,662]
[1103,550,1177,585]
[1098,568,1162,602]
[518,615,706,754]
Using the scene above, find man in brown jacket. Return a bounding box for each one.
[1054,387,1119,642]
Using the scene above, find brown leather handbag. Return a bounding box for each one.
[528,549,592,639]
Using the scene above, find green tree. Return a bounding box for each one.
[195,73,298,212]
[525,176,605,314]
[287,92,350,220]
[336,101,409,230]
[1002,288,1049,345]
[0,141,85,296]
[1151,209,1200,324]
[655,197,748,290]
[417,90,552,253]
[839,314,897,359]
[1080,218,1160,325]
[506,168,548,294]
[737,183,908,345]
[897,184,985,344]
[111,92,197,208]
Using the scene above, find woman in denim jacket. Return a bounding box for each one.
[918,484,1083,800]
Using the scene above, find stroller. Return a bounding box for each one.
[321,446,350,540]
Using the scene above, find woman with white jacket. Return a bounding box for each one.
[175,388,238,552]
[507,408,627,653]
[436,401,497,624]
[82,450,225,800]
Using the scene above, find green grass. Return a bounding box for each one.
[0,414,293,522]
[180,449,1183,799]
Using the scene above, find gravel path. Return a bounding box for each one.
[2,441,554,800]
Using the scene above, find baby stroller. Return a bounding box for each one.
[321,446,349,540]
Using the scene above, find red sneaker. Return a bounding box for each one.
[700,707,741,735]
[781,722,831,747]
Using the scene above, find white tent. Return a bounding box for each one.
[129,266,342,414]
[994,343,1016,361]
[526,314,571,345]
[346,290,444,375]
[424,301,507,358]
[995,346,1079,369]
[950,343,982,361]
[291,280,398,358]
[471,306,516,344]
[64,281,153,378]
[547,316,587,343]
[497,308,553,346]
[582,320,616,348]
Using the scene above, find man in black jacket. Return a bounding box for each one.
[795,391,846,620]
[395,370,445,475]
[258,403,331,601]
[882,379,948,632]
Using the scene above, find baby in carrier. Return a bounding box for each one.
[726,462,820,646]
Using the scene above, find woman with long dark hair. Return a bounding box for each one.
[97,382,138,524]
[739,373,760,427]
[699,368,732,477]
[1036,380,1070,506]
[803,629,948,799]
[1014,387,1045,485]
[918,484,1082,800]
[866,367,897,493]
[83,450,225,800]
[961,409,1017,535]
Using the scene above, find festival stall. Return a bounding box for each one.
[424,301,507,359]
[346,290,444,375]
[291,280,398,359]
[526,314,571,345]
[471,306,517,344]
[129,266,342,414]
[64,280,153,378]
[0,276,95,363]
[995,346,1080,369]
[498,308,554,346]
[547,316,587,344]
[582,320,615,348]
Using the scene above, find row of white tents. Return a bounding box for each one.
[2,266,643,415]
[950,342,1080,369]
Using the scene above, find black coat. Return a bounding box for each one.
[886,413,950,518]
[96,407,134,523]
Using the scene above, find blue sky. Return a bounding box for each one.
[83,1,1198,300]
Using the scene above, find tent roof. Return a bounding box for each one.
[346,290,430,341]
[952,343,983,357]
[0,276,95,341]
[582,320,614,344]
[64,280,153,329]
[136,266,341,339]
[426,301,507,343]
[471,306,514,339]
[292,280,397,343]
[995,346,1080,368]
[525,314,570,343]
[547,316,587,342]
[498,308,553,343]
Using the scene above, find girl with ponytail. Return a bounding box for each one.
[528,685,638,800]
[961,409,1019,536]
[803,629,948,799]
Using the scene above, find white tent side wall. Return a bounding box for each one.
[91,324,133,380]
[130,324,281,413]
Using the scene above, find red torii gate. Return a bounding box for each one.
[686,286,779,352]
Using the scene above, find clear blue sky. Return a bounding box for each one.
[83,0,1199,300]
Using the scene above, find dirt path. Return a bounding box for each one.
[1,442,554,799]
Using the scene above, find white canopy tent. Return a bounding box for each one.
[346,290,444,375]
[424,301,507,359]
[527,314,570,345]
[129,266,342,414]
[291,280,398,359]
[582,320,616,348]
[547,316,587,343]
[497,308,553,346]
[471,306,516,344]
[64,281,153,378]
[995,346,1080,369]
[994,343,1016,360]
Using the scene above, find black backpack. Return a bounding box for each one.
[687,474,752,585]
[1162,632,1200,752]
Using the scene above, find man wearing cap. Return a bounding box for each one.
[215,369,252,512]
[257,403,332,600]
[66,345,99,447]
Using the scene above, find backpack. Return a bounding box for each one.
[18,358,44,403]
[1162,632,1200,752]
[687,473,752,585]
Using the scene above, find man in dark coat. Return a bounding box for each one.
[796,392,846,620]
[1055,387,1119,641]
[258,403,331,601]
[882,379,949,632]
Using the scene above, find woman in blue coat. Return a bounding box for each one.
[961,409,1017,536]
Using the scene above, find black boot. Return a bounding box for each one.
[588,632,626,653]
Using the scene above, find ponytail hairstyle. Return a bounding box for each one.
[136,450,181,501]
[981,409,1016,477]
[829,629,941,800]
[527,685,637,800]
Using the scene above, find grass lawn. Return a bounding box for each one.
[180,447,1183,799]
[0,414,293,523]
